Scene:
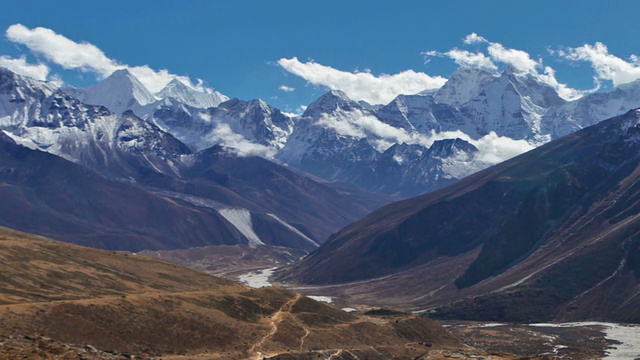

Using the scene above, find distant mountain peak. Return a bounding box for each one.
[501,64,521,76]
[156,77,228,109]
[65,68,157,115]
[428,137,478,157]
[434,66,496,107]
[328,89,351,101]
[103,69,156,103]
[0,66,59,99]
[159,78,190,92]
[108,67,134,78]
[302,90,362,117]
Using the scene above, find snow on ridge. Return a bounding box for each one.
[156,78,228,109]
[218,208,264,246]
[267,213,319,247]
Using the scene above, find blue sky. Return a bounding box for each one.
[2,1,640,112]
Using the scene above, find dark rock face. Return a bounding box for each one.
[0,131,389,251]
[0,132,241,251]
[280,109,640,323]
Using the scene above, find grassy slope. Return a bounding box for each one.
[0,226,477,360]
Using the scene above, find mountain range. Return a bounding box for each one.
[47,64,640,198]
[0,67,387,252]
[2,62,640,252]
[280,108,640,323]
[277,66,640,197]
[5,66,640,198]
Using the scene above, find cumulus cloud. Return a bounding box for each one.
[125,66,209,94]
[313,107,534,165]
[536,66,600,101]
[486,42,539,73]
[0,55,50,82]
[464,33,488,45]
[468,132,534,163]
[197,112,212,122]
[482,37,595,100]
[5,24,215,93]
[423,49,497,71]
[277,57,447,105]
[314,109,424,151]
[423,130,534,165]
[211,123,276,158]
[279,85,295,92]
[560,42,640,87]
[424,33,595,101]
[6,24,117,76]
[282,104,307,117]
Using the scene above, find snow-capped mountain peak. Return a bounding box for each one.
[97,69,157,105]
[65,68,158,115]
[0,66,58,99]
[328,89,351,102]
[499,67,566,109]
[434,66,496,107]
[301,90,364,118]
[156,78,229,109]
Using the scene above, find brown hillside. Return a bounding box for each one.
[0,226,497,360]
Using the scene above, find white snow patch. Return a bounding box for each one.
[604,323,640,359]
[238,267,276,288]
[218,208,264,246]
[529,322,640,359]
[341,307,357,313]
[266,213,318,247]
[470,323,507,328]
[307,296,333,303]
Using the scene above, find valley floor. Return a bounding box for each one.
[230,263,640,359]
[444,321,640,359]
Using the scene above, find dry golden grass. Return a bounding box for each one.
[0,226,501,359]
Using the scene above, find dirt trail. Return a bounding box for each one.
[250,293,302,358]
[298,326,311,352]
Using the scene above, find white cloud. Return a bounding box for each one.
[5,24,216,94]
[423,49,497,72]
[561,42,640,87]
[282,104,308,117]
[125,66,206,93]
[536,66,600,101]
[485,42,595,100]
[0,55,50,82]
[317,114,366,139]
[278,57,447,105]
[464,33,488,45]
[416,130,533,165]
[486,42,539,73]
[425,33,595,101]
[314,109,420,151]
[469,131,534,164]
[47,73,64,87]
[315,108,534,163]
[279,85,295,92]
[211,123,276,158]
[6,24,118,77]
[197,112,212,122]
